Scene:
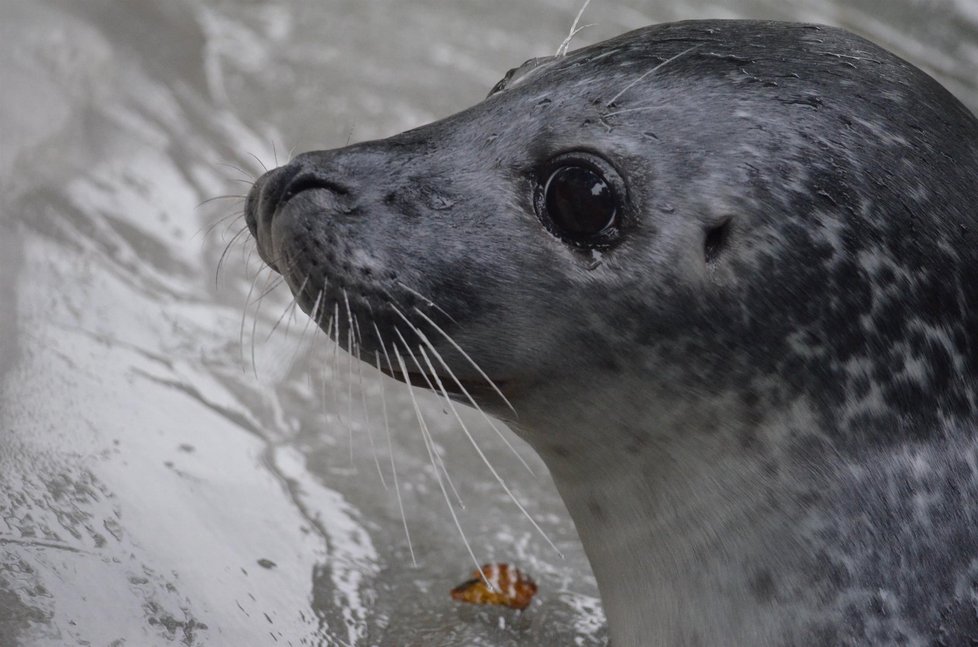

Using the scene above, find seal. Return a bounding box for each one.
[243,20,978,646]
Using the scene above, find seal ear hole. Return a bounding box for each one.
[704,219,732,264]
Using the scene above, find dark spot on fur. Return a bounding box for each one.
[704,218,732,263]
[550,444,571,459]
[739,428,760,450]
[587,498,607,521]
[749,569,777,603]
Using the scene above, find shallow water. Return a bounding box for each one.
[1,1,975,645]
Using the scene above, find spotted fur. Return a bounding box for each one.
[245,20,978,646]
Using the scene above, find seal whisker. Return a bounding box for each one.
[283,287,322,375]
[281,285,304,341]
[196,193,247,209]
[328,301,351,452]
[556,0,592,57]
[353,314,389,488]
[265,276,309,343]
[219,210,249,242]
[196,205,247,246]
[411,307,517,416]
[374,345,417,566]
[249,269,281,378]
[605,43,704,107]
[246,151,268,173]
[239,264,267,370]
[392,282,458,324]
[352,311,365,349]
[372,322,395,379]
[253,274,287,303]
[342,290,358,465]
[343,289,364,348]
[385,302,535,475]
[393,343,490,588]
[216,161,256,182]
[393,328,466,509]
[199,208,245,245]
[417,344,563,557]
[602,104,672,118]
[346,325,356,465]
[321,310,335,418]
[216,223,251,284]
[296,285,323,347]
[247,253,303,308]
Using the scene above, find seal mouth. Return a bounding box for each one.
[378,364,508,402]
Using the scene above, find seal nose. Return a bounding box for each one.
[245,152,361,269]
[245,164,301,270]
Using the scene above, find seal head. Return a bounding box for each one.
[245,20,978,646]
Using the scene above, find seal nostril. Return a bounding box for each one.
[704,218,732,264]
[281,174,350,205]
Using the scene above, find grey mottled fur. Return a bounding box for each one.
[245,20,978,646]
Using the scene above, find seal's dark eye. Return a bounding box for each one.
[544,166,617,238]
[536,154,625,247]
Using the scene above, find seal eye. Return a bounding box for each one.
[545,166,617,237]
[536,155,625,247]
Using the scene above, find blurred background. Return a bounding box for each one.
[1,1,975,645]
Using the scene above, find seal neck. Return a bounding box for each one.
[521,387,963,647]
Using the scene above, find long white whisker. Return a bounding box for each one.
[556,0,592,57]
[392,328,465,510]
[393,282,458,325]
[418,345,562,557]
[346,324,355,465]
[410,307,517,416]
[375,349,416,566]
[606,43,704,107]
[386,304,533,476]
[214,223,250,279]
[253,273,287,302]
[266,276,309,342]
[216,161,255,182]
[603,104,671,118]
[330,301,349,453]
[396,305,534,473]
[322,312,335,421]
[341,292,360,465]
[342,289,356,341]
[393,345,489,588]
[354,314,388,488]
[240,265,264,370]
[282,287,319,373]
[351,308,365,348]
[247,151,268,173]
[250,270,280,378]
